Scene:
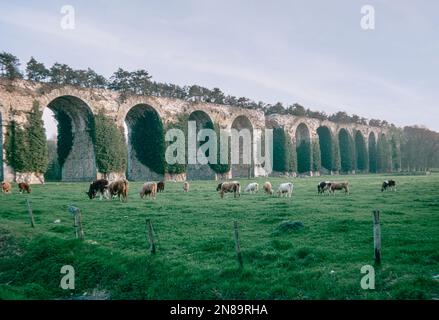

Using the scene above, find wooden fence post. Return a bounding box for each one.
[76,209,85,240]
[233,221,243,269]
[146,219,156,254]
[69,206,84,240]
[373,210,381,264]
[26,199,35,228]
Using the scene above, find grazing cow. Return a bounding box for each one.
[1,182,11,193]
[317,181,331,195]
[183,181,190,193]
[329,181,350,195]
[86,179,109,200]
[219,181,241,199]
[157,181,165,193]
[18,182,31,194]
[140,182,157,200]
[382,180,396,192]
[108,179,129,202]
[245,182,259,194]
[263,181,273,195]
[277,182,294,198]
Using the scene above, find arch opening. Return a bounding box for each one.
[355,131,368,172]
[338,128,355,173]
[45,96,96,182]
[125,104,165,181]
[368,132,377,173]
[316,126,332,173]
[187,110,216,180]
[231,115,253,178]
[295,123,311,174]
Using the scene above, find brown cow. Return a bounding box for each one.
[157,181,165,193]
[18,182,31,194]
[1,182,11,193]
[263,181,273,195]
[107,179,129,202]
[219,181,241,199]
[329,181,350,195]
[140,182,157,200]
[183,181,190,193]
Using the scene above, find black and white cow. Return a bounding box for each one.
[86,179,109,200]
[317,181,331,195]
[381,180,396,192]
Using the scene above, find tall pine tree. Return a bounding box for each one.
[26,101,49,174]
[312,139,321,172]
[5,121,28,171]
[93,110,128,176]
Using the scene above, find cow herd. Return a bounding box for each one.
[1,182,32,194]
[1,178,397,201]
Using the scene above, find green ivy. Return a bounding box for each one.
[130,108,166,174]
[55,110,73,168]
[312,139,321,172]
[166,115,188,174]
[92,110,128,175]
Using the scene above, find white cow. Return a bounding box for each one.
[277,182,294,198]
[244,182,259,194]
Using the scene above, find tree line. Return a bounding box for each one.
[1,51,392,127]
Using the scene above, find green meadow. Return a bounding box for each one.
[0,174,438,300]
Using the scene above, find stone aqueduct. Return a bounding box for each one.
[0,80,388,183]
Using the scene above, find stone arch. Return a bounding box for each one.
[125,104,165,181]
[231,115,253,178]
[187,110,216,180]
[45,95,96,181]
[295,122,311,174]
[316,126,333,173]
[338,128,355,173]
[368,132,377,173]
[355,130,368,172]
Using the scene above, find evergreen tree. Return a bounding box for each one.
[49,63,75,85]
[5,121,29,171]
[312,139,321,172]
[339,130,354,173]
[296,141,311,173]
[26,57,49,82]
[288,141,297,173]
[377,134,392,173]
[390,134,401,172]
[93,110,127,175]
[355,132,368,172]
[131,108,166,174]
[273,127,288,172]
[368,135,378,173]
[0,52,23,80]
[332,136,341,172]
[26,101,49,173]
[166,116,188,174]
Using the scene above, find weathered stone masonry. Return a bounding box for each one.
[0,79,388,182]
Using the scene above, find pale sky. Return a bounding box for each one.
[1,0,438,137]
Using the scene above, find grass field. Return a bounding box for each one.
[0,174,438,300]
